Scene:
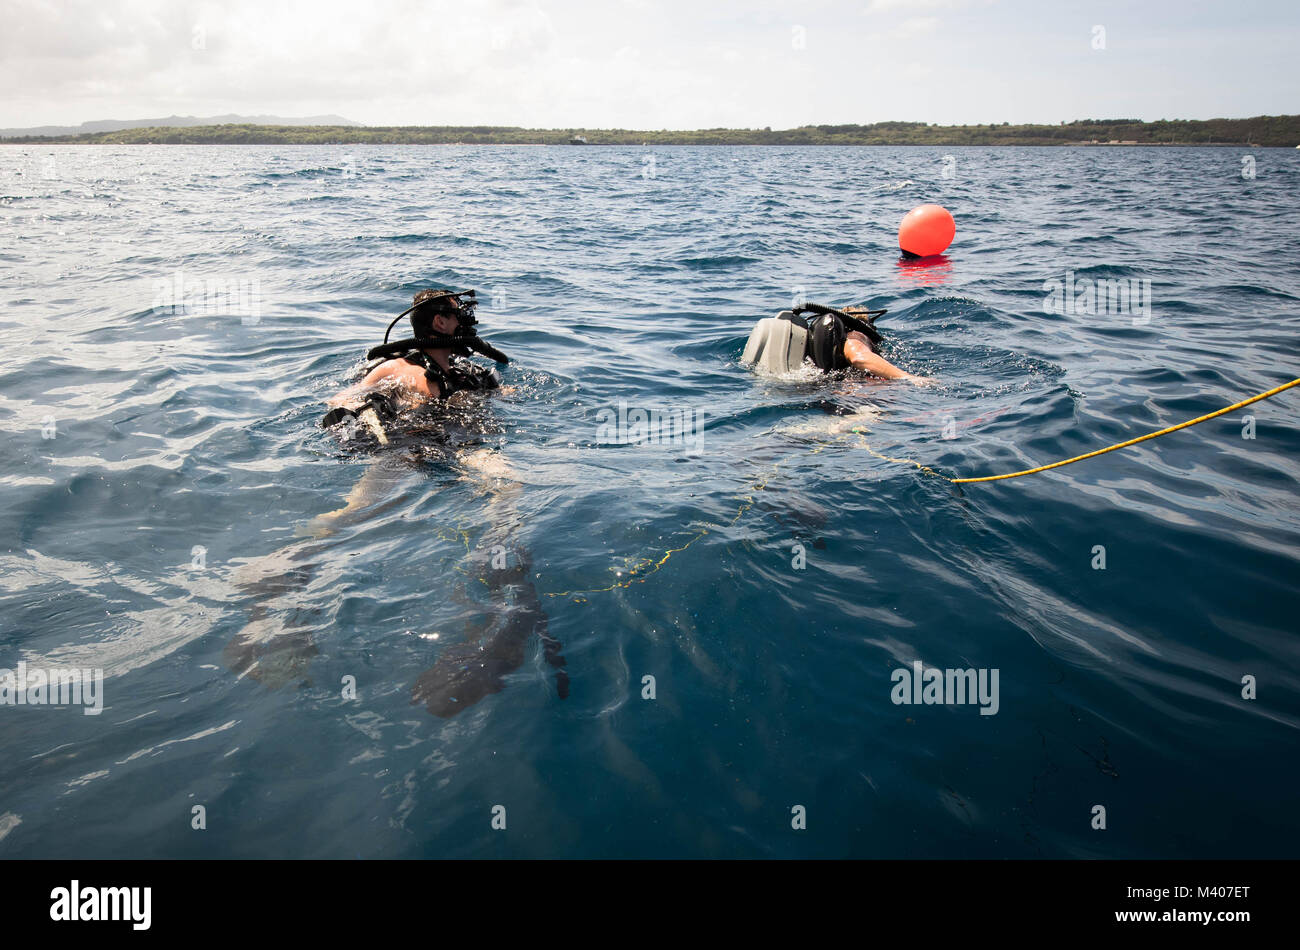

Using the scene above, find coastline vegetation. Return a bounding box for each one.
[3,115,1297,147]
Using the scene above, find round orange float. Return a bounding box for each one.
[898,204,955,258]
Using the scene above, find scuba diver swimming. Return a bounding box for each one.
[742,301,931,384]
[314,287,517,517]
[224,288,568,716]
[225,293,922,713]
[321,288,508,444]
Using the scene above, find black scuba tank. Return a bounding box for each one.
[792,302,887,371]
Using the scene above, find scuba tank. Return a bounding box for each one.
[741,302,887,374]
[741,310,809,374]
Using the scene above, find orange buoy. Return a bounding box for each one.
[898,204,955,258]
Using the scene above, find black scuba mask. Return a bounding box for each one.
[366,288,509,365]
[418,289,478,337]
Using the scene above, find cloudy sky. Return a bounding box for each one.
[3,0,1296,129]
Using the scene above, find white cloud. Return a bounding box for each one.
[864,0,966,12]
[895,16,942,38]
[1,0,568,124]
[0,0,1293,129]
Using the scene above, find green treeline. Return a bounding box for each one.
[4,116,1298,146]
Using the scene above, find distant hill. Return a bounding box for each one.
[0,114,361,138]
[2,116,1297,147]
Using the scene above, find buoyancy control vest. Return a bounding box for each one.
[741,302,887,374]
[398,348,501,398]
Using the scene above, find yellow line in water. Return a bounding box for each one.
[951,377,1299,484]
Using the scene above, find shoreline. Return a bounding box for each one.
[1,140,1291,148]
[2,116,1296,148]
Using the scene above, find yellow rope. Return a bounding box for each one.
[953,377,1299,484]
[851,426,946,478]
[454,378,1299,604]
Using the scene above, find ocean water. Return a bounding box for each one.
[1,144,1297,858]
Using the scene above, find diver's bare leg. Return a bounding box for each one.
[411,447,568,716]
[226,455,404,684]
[303,461,398,537]
[223,536,329,686]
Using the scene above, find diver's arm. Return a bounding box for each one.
[328,360,441,409]
[844,332,930,384]
[328,362,397,409]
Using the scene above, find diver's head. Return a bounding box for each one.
[369,287,507,365]
[410,288,478,342]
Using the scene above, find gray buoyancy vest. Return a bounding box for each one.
[741,311,811,374]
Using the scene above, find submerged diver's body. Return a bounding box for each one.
[227,287,568,713]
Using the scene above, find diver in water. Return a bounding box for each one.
[742,301,930,384]
[225,287,568,714]
[322,288,507,443]
[312,287,516,524]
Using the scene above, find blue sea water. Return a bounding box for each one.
[0,144,1297,858]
